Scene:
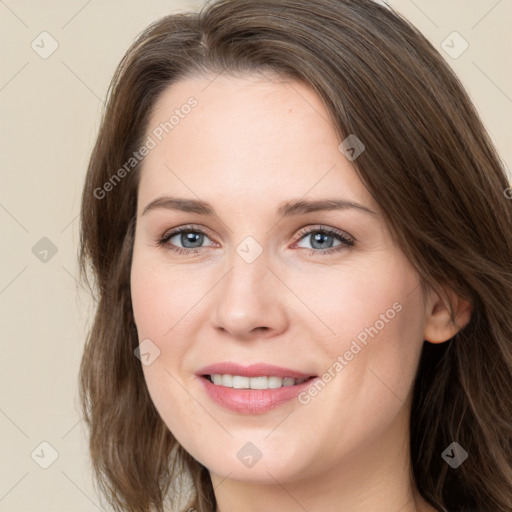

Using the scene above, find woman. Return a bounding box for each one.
[78,1,512,511]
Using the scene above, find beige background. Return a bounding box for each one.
[1,0,511,510]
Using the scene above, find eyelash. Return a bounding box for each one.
[155,224,355,257]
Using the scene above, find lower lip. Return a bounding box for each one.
[198,376,319,414]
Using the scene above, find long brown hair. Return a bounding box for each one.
[78,1,512,511]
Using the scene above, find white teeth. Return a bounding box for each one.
[249,376,268,389]
[209,374,309,389]
[268,376,284,388]
[232,376,250,389]
[212,374,223,385]
[221,374,233,387]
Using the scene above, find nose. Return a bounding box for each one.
[212,243,289,341]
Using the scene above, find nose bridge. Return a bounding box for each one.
[213,234,286,337]
[223,236,271,305]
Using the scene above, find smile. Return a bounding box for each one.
[198,373,319,414]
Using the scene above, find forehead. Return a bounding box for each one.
[137,73,376,214]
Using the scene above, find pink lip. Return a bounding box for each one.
[198,376,319,414]
[196,362,315,379]
[196,362,319,414]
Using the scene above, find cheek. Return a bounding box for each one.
[297,267,425,463]
[306,253,425,401]
[130,248,201,341]
[140,360,214,465]
[130,254,211,445]
[295,254,421,350]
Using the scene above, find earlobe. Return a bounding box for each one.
[423,286,473,344]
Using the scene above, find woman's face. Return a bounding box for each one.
[130,73,429,484]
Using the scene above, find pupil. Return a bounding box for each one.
[182,231,203,248]
[312,232,332,249]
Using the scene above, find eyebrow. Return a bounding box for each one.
[141,196,378,218]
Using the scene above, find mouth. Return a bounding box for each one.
[196,362,319,414]
[201,374,317,389]
[198,373,320,414]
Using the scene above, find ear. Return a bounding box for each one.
[423,285,473,344]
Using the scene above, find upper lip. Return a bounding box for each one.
[197,362,316,379]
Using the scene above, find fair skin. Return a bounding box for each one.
[130,73,470,512]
